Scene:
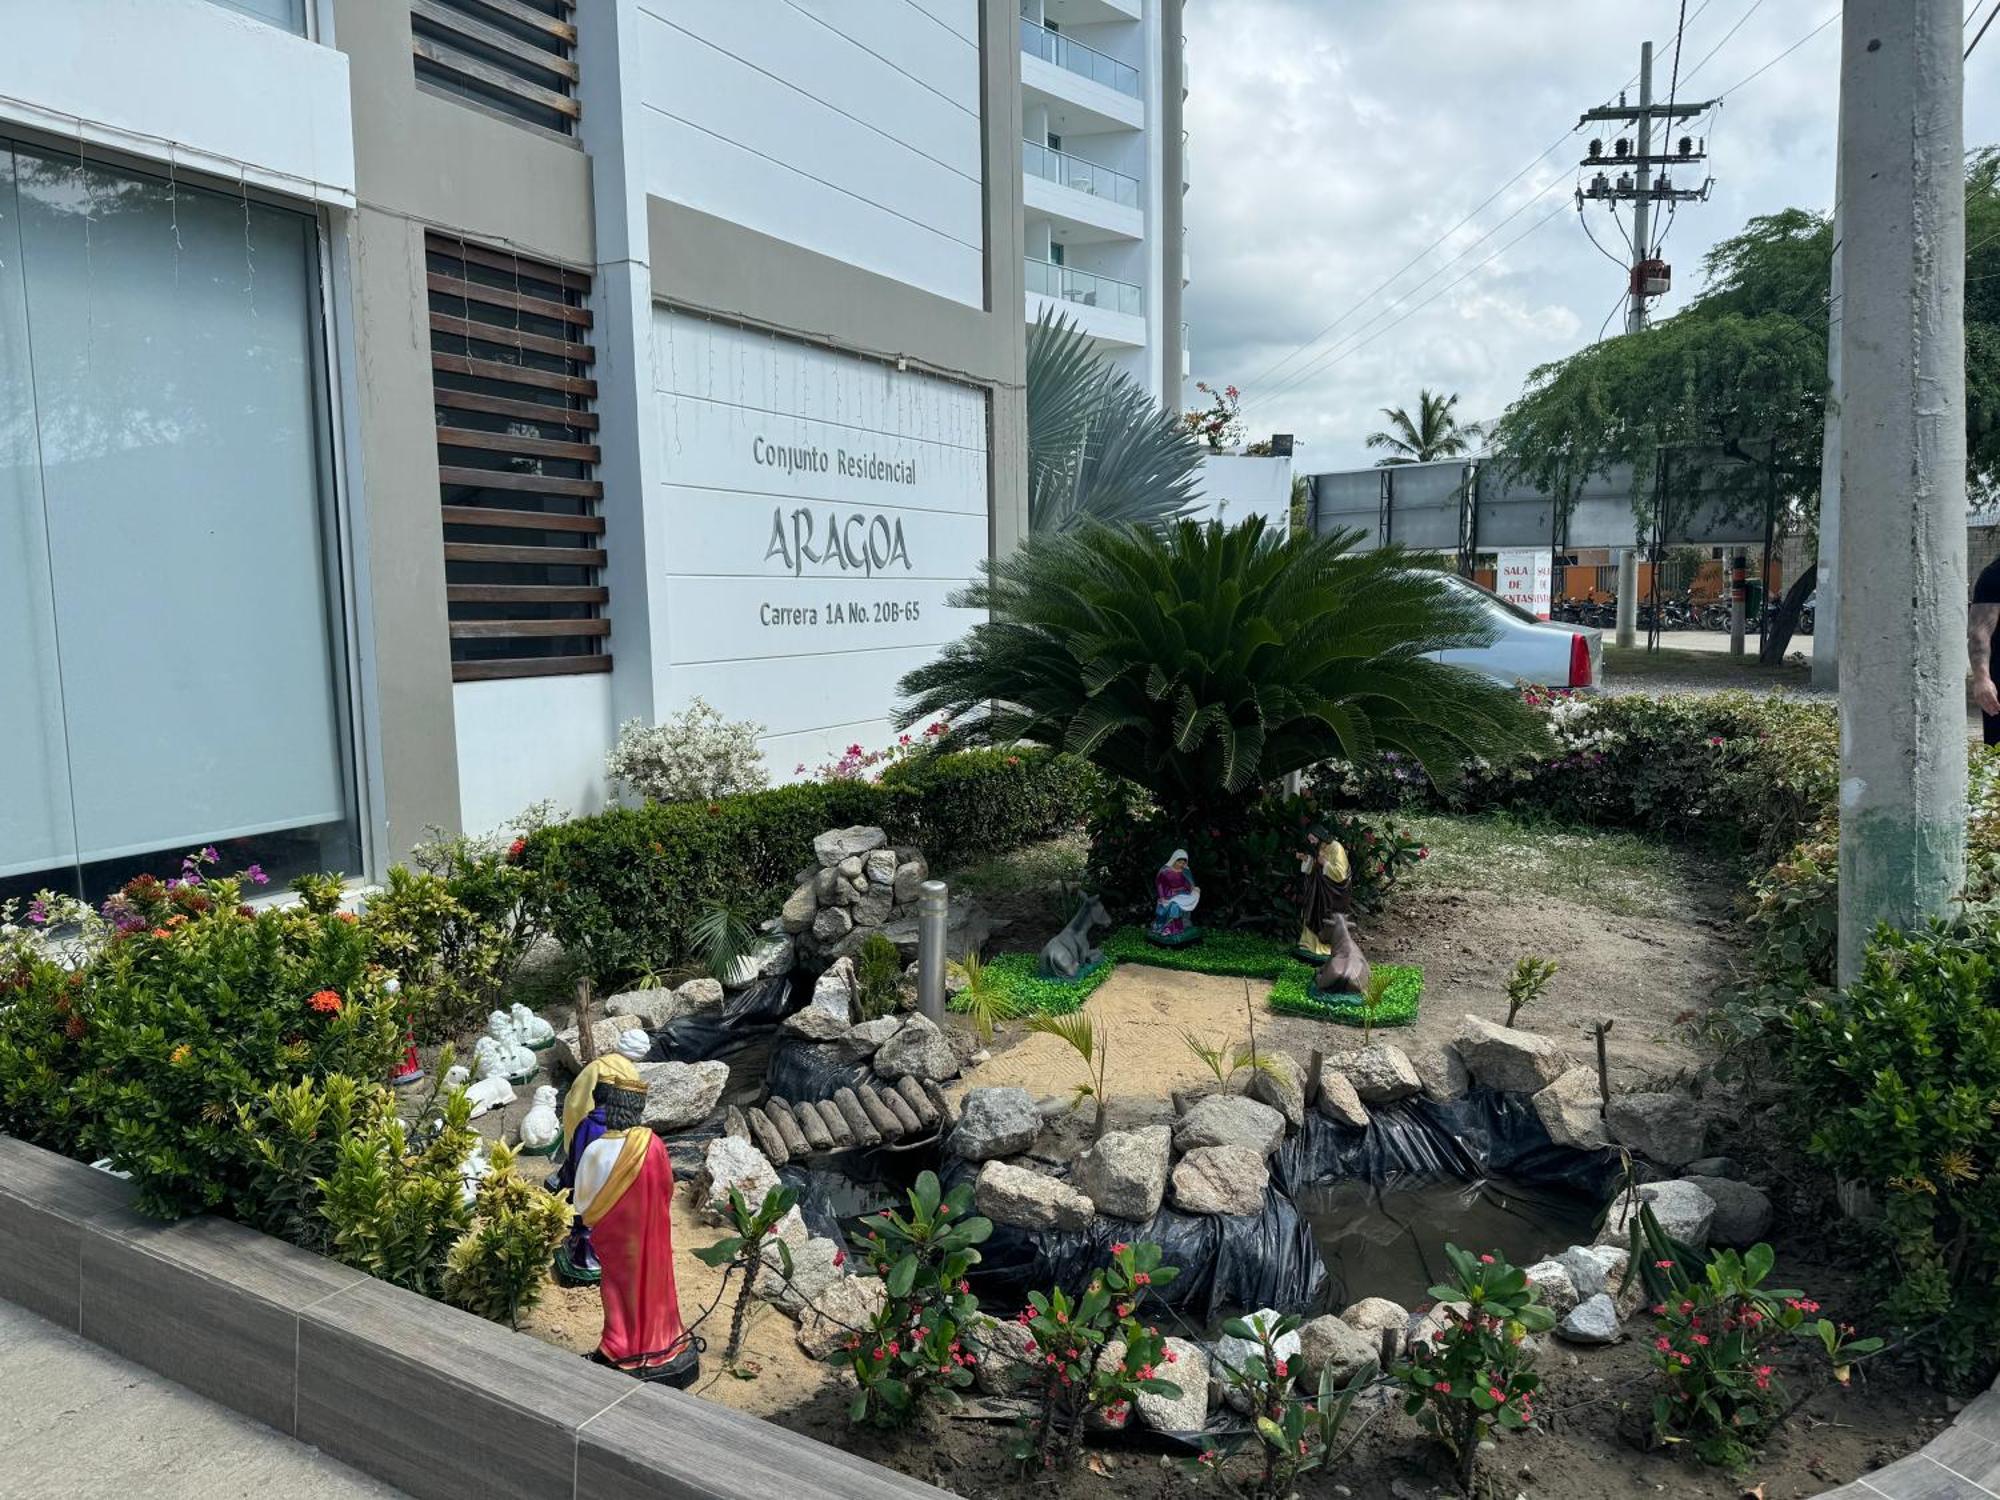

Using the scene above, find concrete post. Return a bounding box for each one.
[1615,548,1638,648]
[1812,180,1844,693]
[1835,0,1967,983]
[1729,553,1748,657]
[916,879,949,1024]
[1627,42,1654,336]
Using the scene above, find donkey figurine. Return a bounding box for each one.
[1038,894,1111,980]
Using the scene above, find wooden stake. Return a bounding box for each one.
[1592,1019,1614,1115]
[575,976,598,1064]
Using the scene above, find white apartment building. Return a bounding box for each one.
[1017,0,1188,407]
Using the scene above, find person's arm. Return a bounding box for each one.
[1972,603,2000,716]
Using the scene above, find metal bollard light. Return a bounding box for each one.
[915,879,949,1024]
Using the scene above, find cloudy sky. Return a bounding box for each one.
[1183,0,2000,471]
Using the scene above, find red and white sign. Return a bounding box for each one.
[1496,549,1554,620]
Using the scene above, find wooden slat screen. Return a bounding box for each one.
[411,0,578,137]
[426,232,609,683]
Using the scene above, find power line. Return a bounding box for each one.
[1718,10,1837,98]
[1681,0,1768,85]
[1970,0,2000,57]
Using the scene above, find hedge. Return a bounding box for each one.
[523,748,1092,980]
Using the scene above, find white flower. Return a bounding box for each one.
[605,698,770,804]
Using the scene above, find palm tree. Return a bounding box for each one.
[1027,309,1206,532]
[897,517,1538,824]
[1365,389,1481,467]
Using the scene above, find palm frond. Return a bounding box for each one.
[1027,1009,1098,1064]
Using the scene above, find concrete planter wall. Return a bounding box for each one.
[0,1135,944,1500]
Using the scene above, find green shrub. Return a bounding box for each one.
[318,1089,478,1298]
[879,746,1093,862]
[237,1072,394,1255]
[444,1139,573,1327]
[361,866,503,1044]
[854,932,903,1021]
[1777,922,2000,1387]
[0,928,92,1153]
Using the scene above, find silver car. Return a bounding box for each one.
[1426,573,1602,690]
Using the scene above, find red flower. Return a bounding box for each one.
[307,989,343,1014]
[507,838,527,863]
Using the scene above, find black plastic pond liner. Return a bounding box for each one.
[763,1035,875,1103]
[651,974,796,1063]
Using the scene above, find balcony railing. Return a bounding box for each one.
[1025,257,1143,317]
[1020,17,1140,99]
[1023,140,1141,210]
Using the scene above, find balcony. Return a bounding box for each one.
[1020,17,1139,96]
[1023,139,1144,242]
[1020,18,1144,132]
[1025,256,1146,346]
[1024,139,1138,209]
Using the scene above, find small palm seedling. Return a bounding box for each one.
[693,1184,801,1368]
[950,950,1018,1040]
[1027,1009,1110,1137]
[1504,955,1559,1028]
[1185,979,1281,1085]
[691,901,759,987]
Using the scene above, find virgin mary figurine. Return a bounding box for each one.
[1149,849,1202,945]
[1294,822,1353,961]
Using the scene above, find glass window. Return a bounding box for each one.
[205,0,308,34]
[0,143,359,905]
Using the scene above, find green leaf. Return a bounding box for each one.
[1742,1242,1774,1286]
[885,1255,917,1299]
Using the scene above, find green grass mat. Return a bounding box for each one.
[963,926,1424,1027]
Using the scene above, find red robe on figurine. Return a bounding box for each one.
[575,1116,697,1384]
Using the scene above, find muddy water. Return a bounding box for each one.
[1295,1175,1605,1309]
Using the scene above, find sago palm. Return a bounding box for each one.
[897,517,1539,819]
[1365,388,1480,466]
[1028,309,1205,532]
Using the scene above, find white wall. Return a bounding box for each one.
[1192,454,1294,534]
[649,309,990,777]
[453,675,614,838]
[635,0,984,308]
[0,0,355,206]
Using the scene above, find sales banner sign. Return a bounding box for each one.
[1496,549,1554,620]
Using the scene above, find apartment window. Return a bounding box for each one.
[0,143,360,904]
[207,0,307,33]
[425,233,609,682]
[411,0,580,137]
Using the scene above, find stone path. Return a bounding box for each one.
[1816,1380,2000,1499]
[0,1297,402,1499]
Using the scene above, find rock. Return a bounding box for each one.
[673,977,726,1013]
[1214,1310,1301,1400]
[780,883,818,934]
[873,1013,958,1083]
[1174,1095,1287,1158]
[1172,1144,1269,1216]
[975,1160,1095,1232]
[1405,1039,1470,1103]
[1315,1069,1371,1129]
[815,826,887,867]
[864,850,898,886]
[1683,1155,1744,1180]
[1556,1293,1621,1345]
[1681,1176,1773,1247]
[1073,1124,1171,1221]
[1556,1244,1621,1300]
[783,1006,852,1042]
[943,1025,984,1070]
[814,867,840,903]
[635,1060,729,1132]
[1135,1338,1207,1431]
[854,888,894,927]
[952,1088,1041,1161]
[1605,1179,1718,1249]
[1523,1259,1579,1318]
[1409,1301,1470,1354]
[879,897,993,965]
[1247,1052,1306,1129]
[1297,1314,1381,1387]
[1338,1298,1409,1359]
[802,960,855,1022]
[971,1315,1037,1397]
[1339,1043,1423,1103]
[552,1017,628,1076]
[1454,1015,1570,1094]
[702,1136,780,1221]
[751,935,796,979]
[837,855,865,885]
[811,905,854,945]
[603,986,678,1028]
[892,858,929,904]
[1606,1092,1707,1169]
[1532,1067,1609,1150]
[757,1233,844,1315]
[839,1015,905,1059]
[797,1276,887,1360]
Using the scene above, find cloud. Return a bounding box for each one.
[1183,0,2000,470]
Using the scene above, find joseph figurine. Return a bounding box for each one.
[1294,822,1354,960]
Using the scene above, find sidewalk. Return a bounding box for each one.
[0,1297,402,1500]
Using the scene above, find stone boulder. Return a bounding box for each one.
[1556,1244,1620,1301]
[750,936,795,980]
[971,1314,1037,1397]
[635,1060,729,1133]
[1409,1300,1470,1355]
[1405,1039,1471,1103]
[797,1276,888,1360]
[872,1013,958,1083]
[839,1015,905,1060]
[1606,1092,1707,1169]
[756,1232,844,1315]
[892,858,930,904]
[1135,1338,1207,1432]
[1174,1095,1287,1158]
[1247,1053,1306,1130]
[1171,1144,1269,1216]
[1074,1124,1171,1221]
[975,1160,1094,1232]
[701,1135,780,1221]
[779,883,817,935]
[1556,1293,1621,1345]
[782,1006,852,1042]
[863,849,898,885]
[1523,1259,1580,1318]
[1315,1069,1371,1130]
[814,826,888,867]
[1214,1309,1300,1400]
[1605,1179,1718,1249]
[811,906,854,946]
[1338,1298,1409,1360]
[603,987,678,1028]
[880,898,994,966]
[1532,1067,1610,1151]
[952,1087,1041,1161]
[553,1017,629,1076]
[1339,1043,1423,1103]
[1681,1176,1773,1247]
[1297,1314,1381,1387]
[673,977,726,1013]
[1454,1015,1570,1094]
[1683,1155,1744,1179]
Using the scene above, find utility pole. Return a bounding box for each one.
[1835,1,1967,983]
[1578,45,1718,334]
[1812,127,1844,694]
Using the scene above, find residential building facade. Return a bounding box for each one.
[0,0,1184,906]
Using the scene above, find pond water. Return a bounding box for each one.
[1295,1174,1606,1310]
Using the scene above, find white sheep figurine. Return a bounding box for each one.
[510,1002,556,1050]
[519,1085,561,1154]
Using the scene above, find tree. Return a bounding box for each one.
[896,517,1540,826]
[1027,310,1207,533]
[1365,389,1480,466]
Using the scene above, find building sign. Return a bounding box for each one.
[1495,548,1553,620]
[651,310,990,774]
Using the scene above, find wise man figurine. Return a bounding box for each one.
[569,1066,700,1387]
[1294,822,1354,961]
[549,1054,642,1285]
